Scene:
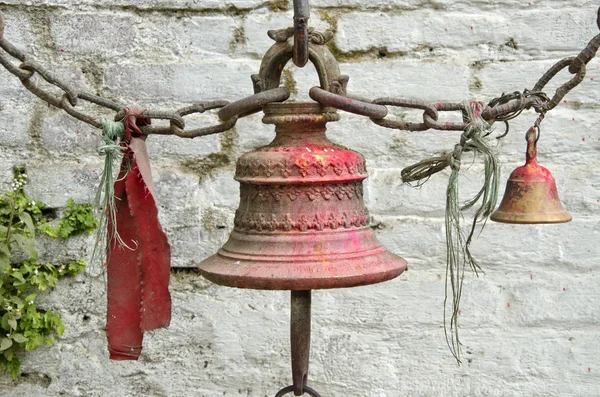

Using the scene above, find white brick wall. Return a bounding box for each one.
[0,1,598,396]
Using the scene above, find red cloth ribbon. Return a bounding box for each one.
[106,108,171,360]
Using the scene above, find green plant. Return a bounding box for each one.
[0,168,95,378]
[41,198,98,239]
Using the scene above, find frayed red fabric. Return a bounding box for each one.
[105,109,171,360]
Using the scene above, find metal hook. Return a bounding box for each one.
[274,385,322,397]
[293,0,310,67]
[496,120,510,140]
[533,112,545,144]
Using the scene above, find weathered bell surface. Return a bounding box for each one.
[198,102,407,290]
[491,127,572,224]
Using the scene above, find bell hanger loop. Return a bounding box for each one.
[293,0,310,67]
[525,111,546,165]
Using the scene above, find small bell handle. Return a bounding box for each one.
[525,127,538,165]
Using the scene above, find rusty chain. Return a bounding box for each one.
[310,8,600,134]
[0,10,290,137]
[1,7,599,138]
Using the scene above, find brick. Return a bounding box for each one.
[342,60,470,102]
[236,112,276,153]
[145,115,221,157]
[136,15,237,61]
[103,60,261,104]
[336,11,505,54]
[0,0,263,10]
[25,162,100,208]
[477,59,600,105]
[50,13,136,58]
[335,8,597,55]
[0,106,32,149]
[41,111,99,156]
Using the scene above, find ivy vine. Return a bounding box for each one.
[0,168,97,378]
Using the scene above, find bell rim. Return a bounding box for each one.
[490,210,572,224]
[197,249,408,290]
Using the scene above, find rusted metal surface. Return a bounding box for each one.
[275,385,321,397]
[290,291,311,396]
[197,102,408,290]
[292,0,310,67]
[1,7,599,136]
[533,57,587,112]
[491,127,572,224]
[253,28,348,95]
[218,87,290,121]
[309,87,388,119]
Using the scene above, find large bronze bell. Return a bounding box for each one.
[198,102,407,396]
[491,127,572,224]
[197,28,407,396]
[198,102,407,289]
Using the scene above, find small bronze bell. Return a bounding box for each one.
[491,127,572,224]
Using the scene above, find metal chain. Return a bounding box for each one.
[310,9,600,134]
[0,7,598,137]
[0,10,290,137]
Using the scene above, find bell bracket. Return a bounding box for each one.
[252,28,349,96]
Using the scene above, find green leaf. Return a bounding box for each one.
[1,313,9,331]
[25,334,43,351]
[19,213,35,235]
[3,348,13,361]
[12,334,27,344]
[9,356,20,378]
[10,235,37,261]
[11,272,26,287]
[25,294,37,303]
[0,338,12,351]
[37,223,58,238]
[7,317,17,331]
[0,254,9,274]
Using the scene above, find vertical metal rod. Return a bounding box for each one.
[290,290,311,396]
[292,0,310,67]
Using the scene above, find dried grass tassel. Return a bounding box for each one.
[91,119,127,267]
[444,101,501,363]
[401,101,501,363]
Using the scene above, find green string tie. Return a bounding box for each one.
[400,102,501,363]
[444,102,501,364]
[91,119,127,267]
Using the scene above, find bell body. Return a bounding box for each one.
[491,128,572,224]
[198,102,407,290]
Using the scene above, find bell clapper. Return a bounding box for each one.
[274,290,321,397]
[290,290,312,396]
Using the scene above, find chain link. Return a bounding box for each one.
[308,9,599,133]
[0,10,289,137]
[0,7,598,137]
